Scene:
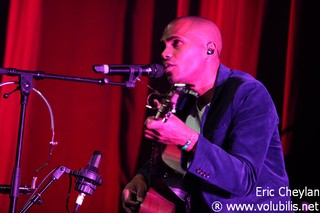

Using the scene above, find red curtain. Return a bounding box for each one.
[281,0,299,156]
[0,0,316,212]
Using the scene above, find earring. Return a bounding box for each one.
[207,48,214,55]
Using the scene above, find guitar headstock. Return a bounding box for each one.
[155,84,198,122]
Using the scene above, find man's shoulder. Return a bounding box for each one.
[218,64,269,98]
[218,64,259,86]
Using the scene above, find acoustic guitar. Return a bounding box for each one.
[139,84,198,213]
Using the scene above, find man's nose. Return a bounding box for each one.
[161,48,172,59]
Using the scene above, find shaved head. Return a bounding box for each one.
[163,16,222,56]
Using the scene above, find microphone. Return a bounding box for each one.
[71,150,103,213]
[92,63,164,78]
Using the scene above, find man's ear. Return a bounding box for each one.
[206,42,216,57]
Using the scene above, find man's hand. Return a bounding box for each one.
[144,114,198,148]
[121,174,148,213]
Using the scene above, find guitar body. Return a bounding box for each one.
[139,175,187,213]
[139,188,175,213]
[138,142,190,213]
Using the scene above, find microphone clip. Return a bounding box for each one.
[71,167,102,196]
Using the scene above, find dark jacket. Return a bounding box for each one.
[139,64,293,212]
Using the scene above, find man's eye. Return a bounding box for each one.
[172,40,182,47]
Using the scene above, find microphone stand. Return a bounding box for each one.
[19,166,71,213]
[8,73,33,213]
[0,67,138,213]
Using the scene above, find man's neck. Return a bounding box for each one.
[197,86,215,110]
